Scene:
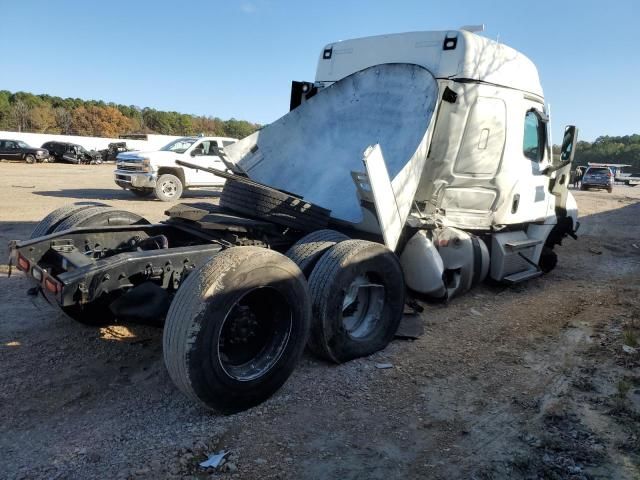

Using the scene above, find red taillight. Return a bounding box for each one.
[16,254,30,272]
[44,277,60,294]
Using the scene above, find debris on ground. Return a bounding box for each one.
[199,451,228,468]
[395,314,425,339]
[375,363,394,369]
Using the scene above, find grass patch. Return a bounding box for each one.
[622,329,638,348]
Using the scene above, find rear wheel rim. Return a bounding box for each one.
[341,273,385,339]
[217,287,292,381]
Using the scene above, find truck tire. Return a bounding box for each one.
[131,188,153,198]
[50,206,150,326]
[30,203,108,238]
[539,246,558,273]
[220,178,330,232]
[163,246,311,412]
[53,206,149,233]
[307,239,405,363]
[155,174,183,202]
[25,154,36,164]
[285,229,349,277]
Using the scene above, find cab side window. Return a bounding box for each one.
[197,140,219,156]
[523,110,546,162]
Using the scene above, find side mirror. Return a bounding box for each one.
[560,125,578,163]
[541,125,579,175]
[190,150,197,157]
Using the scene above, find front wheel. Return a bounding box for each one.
[539,246,558,273]
[25,155,36,164]
[163,247,311,412]
[155,174,183,201]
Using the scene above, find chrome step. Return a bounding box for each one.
[503,268,542,284]
[504,238,542,251]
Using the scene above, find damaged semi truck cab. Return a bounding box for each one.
[282,29,580,296]
[10,29,579,412]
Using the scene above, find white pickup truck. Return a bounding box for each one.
[114,136,238,201]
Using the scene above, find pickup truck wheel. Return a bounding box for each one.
[307,239,404,363]
[30,203,108,238]
[131,188,153,198]
[25,155,36,164]
[155,174,183,202]
[220,178,330,232]
[285,229,349,277]
[163,246,311,412]
[53,206,149,233]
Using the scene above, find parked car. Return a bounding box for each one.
[41,141,103,165]
[581,166,613,192]
[100,142,131,163]
[114,136,237,201]
[0,139,49,164]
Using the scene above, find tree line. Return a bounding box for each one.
[573,135,640,171]
[0,90,260,139]
[2,90,638,171]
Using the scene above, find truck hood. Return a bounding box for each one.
[117,151,177,162]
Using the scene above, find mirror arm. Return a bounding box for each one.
[541,158,572,175]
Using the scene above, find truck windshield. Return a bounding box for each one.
[161,138,197,154]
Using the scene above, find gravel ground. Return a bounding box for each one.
[0,162,639,479]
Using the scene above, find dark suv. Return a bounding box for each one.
[41,141,102,164]
[581,166,614,193]
[0,139,49,164]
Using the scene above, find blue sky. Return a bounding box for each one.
[1,0,638,141]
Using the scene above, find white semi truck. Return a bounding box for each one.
[10,29,579,412]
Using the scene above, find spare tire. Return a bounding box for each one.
[220,178,330,232]
[53,206,149,233]
[285,229,349,277]
[307,239,405,363]
[30,203,108,238]
[163,246,311,412]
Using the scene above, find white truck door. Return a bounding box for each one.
[184,141,226,186]
[515,103,554,222]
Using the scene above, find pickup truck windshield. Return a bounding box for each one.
[161,138,197,154]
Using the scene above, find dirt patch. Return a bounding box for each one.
[0,163,639,479]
